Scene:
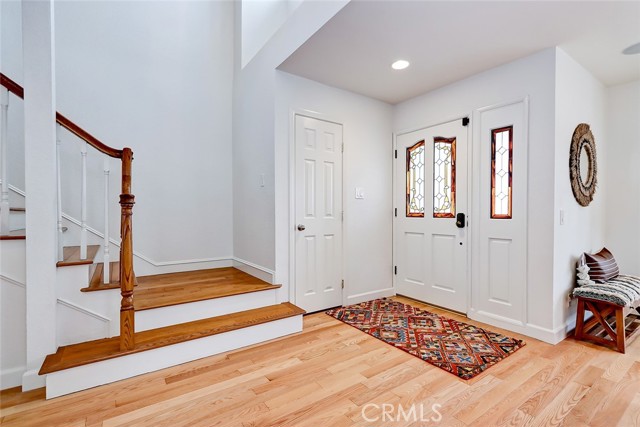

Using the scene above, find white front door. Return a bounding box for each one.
[294,115,343,313]
[395,119,469,313]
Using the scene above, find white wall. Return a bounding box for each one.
[393,49,557,339]
[605,80,640,275]
[553,48,607,333]
[241,0,302,68]
[3,1,236,270]
[274,71,394,305]
[232,0,348,276]
[53,0,235,267]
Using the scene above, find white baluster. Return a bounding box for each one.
[0,87,9,234]
[103,157,110,284]
[56,125,64,261]
[80,141,87,259]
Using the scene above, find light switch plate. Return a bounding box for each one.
[355,187,365,199]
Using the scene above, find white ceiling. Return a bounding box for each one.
[278,0,640,104]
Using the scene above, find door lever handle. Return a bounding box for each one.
[456,213,466,229]
[297,224,306,231]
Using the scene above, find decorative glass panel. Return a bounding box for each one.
[491,126,513,219]
[406,140,425,217]
[433,137,456,218]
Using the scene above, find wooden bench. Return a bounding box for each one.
[573,275,640,353]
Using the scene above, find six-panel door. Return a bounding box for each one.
[294,115,343,313]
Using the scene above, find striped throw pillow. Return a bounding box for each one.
[584,247,619,283]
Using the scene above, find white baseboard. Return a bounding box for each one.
[1,366,26,390]
[346,287,396,305]
[45,315,303,399]
[232,258,274,284]
[554,312,593,344]
[22,368,46,391]
[468,308,563,344]
[59,214,234,276]
[133,258,234,276]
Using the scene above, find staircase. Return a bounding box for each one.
[41,266,303,399]
[0,200,25,240]
[0,74,305,399]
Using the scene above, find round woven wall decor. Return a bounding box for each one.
[569,123,597,207]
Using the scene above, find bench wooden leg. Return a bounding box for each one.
[575,298,585,340]
[574,297,628,353]
[616,306,626,354]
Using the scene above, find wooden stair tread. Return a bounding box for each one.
[133,267,281,311]
[39,302,305,374]
[81,262,138,292]
[0,229,26,240]
[57,245,100,267]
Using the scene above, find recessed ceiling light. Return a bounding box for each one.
[622,42,640,55]
[391,60,410,70]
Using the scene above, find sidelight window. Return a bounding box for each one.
[491,126,513,219]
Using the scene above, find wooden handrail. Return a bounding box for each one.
[0,73,122,158]
[56,113,123,158]
[0,73,23,98]
[1,72,135,350]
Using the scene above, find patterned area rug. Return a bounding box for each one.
[326,298,525,380]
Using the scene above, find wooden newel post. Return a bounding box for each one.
[119,148,135,351]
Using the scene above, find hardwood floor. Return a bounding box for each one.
[2,297,639,426]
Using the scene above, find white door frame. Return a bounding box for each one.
[392,113,473,314]
[288,109,346,308]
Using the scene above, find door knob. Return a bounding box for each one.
[297,224,306,231]
[456,213,466,229]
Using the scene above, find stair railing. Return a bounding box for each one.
[1,73,136,351]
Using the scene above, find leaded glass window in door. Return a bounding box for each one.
[406,140,425,217]
[433,137,456,218]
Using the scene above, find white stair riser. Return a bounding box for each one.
[1,240,27,390]
[55,265,280,343]
[45,315,303,399]
[9,211,25,231]
[135,288,279,332]
[1,239,26,282]
[56,266,120,344]
[1,278,26,390]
